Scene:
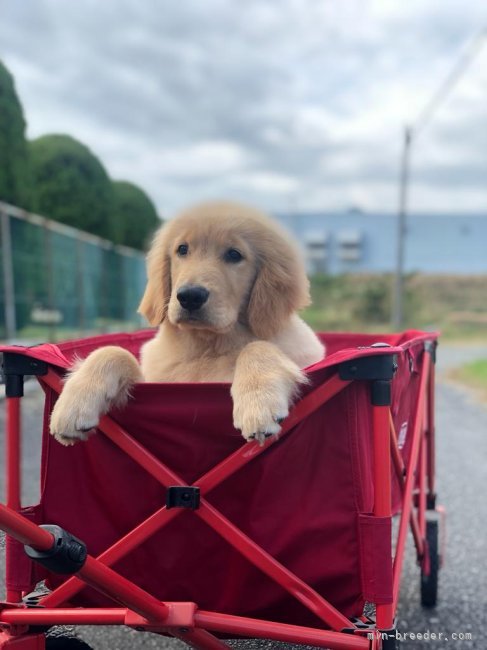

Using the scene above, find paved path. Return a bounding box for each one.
[1,344,486,649]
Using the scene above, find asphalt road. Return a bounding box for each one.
[1,343,486,649]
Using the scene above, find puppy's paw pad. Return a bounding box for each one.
[234,407,284,444]
[273,412,288,425]
[249,429,283,446]
[54,430,92,447]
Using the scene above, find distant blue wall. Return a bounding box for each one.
[276,212,487,274]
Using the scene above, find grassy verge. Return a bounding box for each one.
[449,359,487,401]
[303,273,487,341]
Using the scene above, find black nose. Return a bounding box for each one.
[177,285,209,312]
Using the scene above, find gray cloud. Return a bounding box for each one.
[1,0,486,216]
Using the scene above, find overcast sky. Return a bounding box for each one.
[1,0,486,218]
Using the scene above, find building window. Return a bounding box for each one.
[304,232,329,274]
[337,230,363,262]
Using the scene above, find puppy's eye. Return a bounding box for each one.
[224,248,244,263]
[177,244,189,256]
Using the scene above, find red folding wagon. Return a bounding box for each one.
[0,329,443,650]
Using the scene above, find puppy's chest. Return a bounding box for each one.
[142,354,237,383]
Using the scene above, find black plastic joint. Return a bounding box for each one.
[424,340,437,364]
[166,486,200,510]
[371,379,392,406]
[24,525,87,575]
[338,353,398,382]
[2,352,48,397]
[5,375,24,398]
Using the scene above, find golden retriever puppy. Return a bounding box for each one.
[50,201,325,446]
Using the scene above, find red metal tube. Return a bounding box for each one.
[0,504,53,549]
[0,609,229,650]
[426,359,436,497]
[77,556,168,621]
[0,608,127,626]
[373,405,392,518]
[372,404,394,631]
[5,397,22,602]
[0,504,168,622]
[0,609,368,650]
[41,505,179,608]
[197,501,353,632]
[418,434,427,541]
[392,353,431,610]
[195,610,369,649]
[389,413,424,559]
[6,397,21,512]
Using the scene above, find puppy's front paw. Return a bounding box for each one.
[49,346,141,446]
[232,388,289,446]
[49,389,106,446]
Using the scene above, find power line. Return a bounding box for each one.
[414,27,487,138]
[392,27,487,330]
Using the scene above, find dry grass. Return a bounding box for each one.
[304,273,487,340]
[449,359,487,403]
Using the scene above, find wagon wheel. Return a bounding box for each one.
[45,634,94,649]
[420,518,439,607]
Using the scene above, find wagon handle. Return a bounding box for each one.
[0,503,169,622]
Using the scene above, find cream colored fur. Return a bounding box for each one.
[50,201,325,446]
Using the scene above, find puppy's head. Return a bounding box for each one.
[138,201,310,339]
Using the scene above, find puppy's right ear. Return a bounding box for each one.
[137,227,171,326]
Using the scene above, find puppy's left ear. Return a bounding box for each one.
[248,232,310,339]
[137,226,172,326]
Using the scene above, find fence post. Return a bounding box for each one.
[44,224,57,342]
[76,236,86,334]
[1,206,17,339]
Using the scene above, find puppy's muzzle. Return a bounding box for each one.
[177,285,210,312]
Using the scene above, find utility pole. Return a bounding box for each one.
[392,126,412,330]
[391,28,487,330]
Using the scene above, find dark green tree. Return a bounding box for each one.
[29,134,115,240]
[111,180,160,250]
[0,60,34,209]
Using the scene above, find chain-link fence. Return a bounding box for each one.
[0,201,148,342]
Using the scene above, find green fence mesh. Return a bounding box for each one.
[0,204,148,341]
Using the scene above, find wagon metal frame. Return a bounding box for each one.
[0,330,442,650]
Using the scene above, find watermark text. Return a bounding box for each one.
[368,630,473,642]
